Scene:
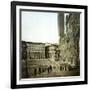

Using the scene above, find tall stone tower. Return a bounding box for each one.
[58,13,64,43]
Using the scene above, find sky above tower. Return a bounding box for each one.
[21,11,59,44]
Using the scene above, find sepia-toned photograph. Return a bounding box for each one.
[11,1,87,89]
[21,10,80,78]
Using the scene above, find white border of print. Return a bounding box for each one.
[16,5,85,85]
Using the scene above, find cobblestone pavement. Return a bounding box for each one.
[29,70,80,78]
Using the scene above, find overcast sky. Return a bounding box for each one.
[21,11,59,44]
